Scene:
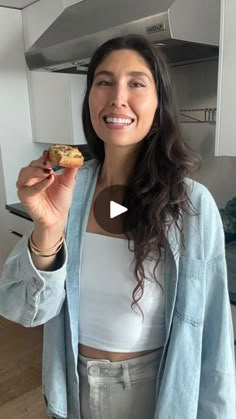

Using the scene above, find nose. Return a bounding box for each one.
[109,84,128,107]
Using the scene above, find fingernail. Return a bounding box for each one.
[43,168,51,174]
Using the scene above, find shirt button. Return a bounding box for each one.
[88,366,100,377]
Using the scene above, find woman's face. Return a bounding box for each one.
[88,49,158,148]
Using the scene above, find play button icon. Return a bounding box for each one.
[93,185,134,235]
[110,201,128,219]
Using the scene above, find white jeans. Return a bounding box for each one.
[78,347,163,419]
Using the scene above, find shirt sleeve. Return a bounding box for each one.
[196,193,236,418]
[0,232,68,327]
[197,253,236,418]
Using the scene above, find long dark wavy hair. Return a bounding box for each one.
[82,34,200,317]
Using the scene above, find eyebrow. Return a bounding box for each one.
[94,70,153,81]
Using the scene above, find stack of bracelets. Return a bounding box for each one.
[29,232,64,257]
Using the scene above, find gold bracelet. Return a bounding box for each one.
[29,232,64,257]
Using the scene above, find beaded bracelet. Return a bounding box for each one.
[29,232,64,257]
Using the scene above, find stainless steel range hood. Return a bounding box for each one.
[25,0,220,72]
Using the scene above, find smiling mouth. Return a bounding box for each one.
[103,116,134,126]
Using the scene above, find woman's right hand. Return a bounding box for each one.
[16,151,79,234]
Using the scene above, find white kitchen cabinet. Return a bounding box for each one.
[23,0,87,145]
[6,211,32,251]
[6,225,28,252]
[6,212,33,237]
[6,213,32,261]
[27,71,87,144]
[1,212,33,267]
[215,0,236,156]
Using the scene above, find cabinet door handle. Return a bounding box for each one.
[10,230,23,238]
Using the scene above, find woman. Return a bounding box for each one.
[0,35,235,419]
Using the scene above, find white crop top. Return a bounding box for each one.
[79,232,166,352]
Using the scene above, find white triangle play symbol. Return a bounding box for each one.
[110,201,128,219]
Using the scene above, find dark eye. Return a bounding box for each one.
[96,80,112,86]
[130,81,145,88]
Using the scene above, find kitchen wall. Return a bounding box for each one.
[0,7,46,206]
[0,6,47,269]
[171,59,236,209]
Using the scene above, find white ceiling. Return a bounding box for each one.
[0,0,39,9]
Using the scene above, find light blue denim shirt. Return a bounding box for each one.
[0,158,235,419]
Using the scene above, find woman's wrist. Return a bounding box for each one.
[30,225,66,252]
[29,232,64,257]
[29,226,66,271]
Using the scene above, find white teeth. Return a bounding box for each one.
[105,117,133,125]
